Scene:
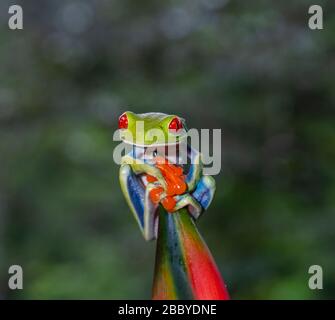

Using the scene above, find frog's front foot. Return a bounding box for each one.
[170,193,203,219]
[148,175,216,220]
[168,175,216,218]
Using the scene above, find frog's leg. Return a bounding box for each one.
[119,164,159,241]
[144,182,163,240]
[173,194,203,219]
[185,146,202,192]
[167,146,215,219]
[171,175,216,220]
[191,175,216,211]
[121,154,167,190]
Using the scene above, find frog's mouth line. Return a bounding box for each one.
[121,135,187,148]
[130,144,189,169]
[123,140,181,147]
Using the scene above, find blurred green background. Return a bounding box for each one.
[0,0,334,299]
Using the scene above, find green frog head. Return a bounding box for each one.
[118,111,188,147]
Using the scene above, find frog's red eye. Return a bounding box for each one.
[168,117,183,132]
[118,113,128,129]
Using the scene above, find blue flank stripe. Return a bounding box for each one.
[185,164,194,183]
[127,175,145,227]
[192,179,211,209]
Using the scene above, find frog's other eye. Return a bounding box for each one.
[168,117,183,133]
[118,113,128,129]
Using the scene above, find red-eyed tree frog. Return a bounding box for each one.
[118,111,216,241]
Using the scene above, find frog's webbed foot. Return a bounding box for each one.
[172,193,203,219]
[169,175,216,219]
